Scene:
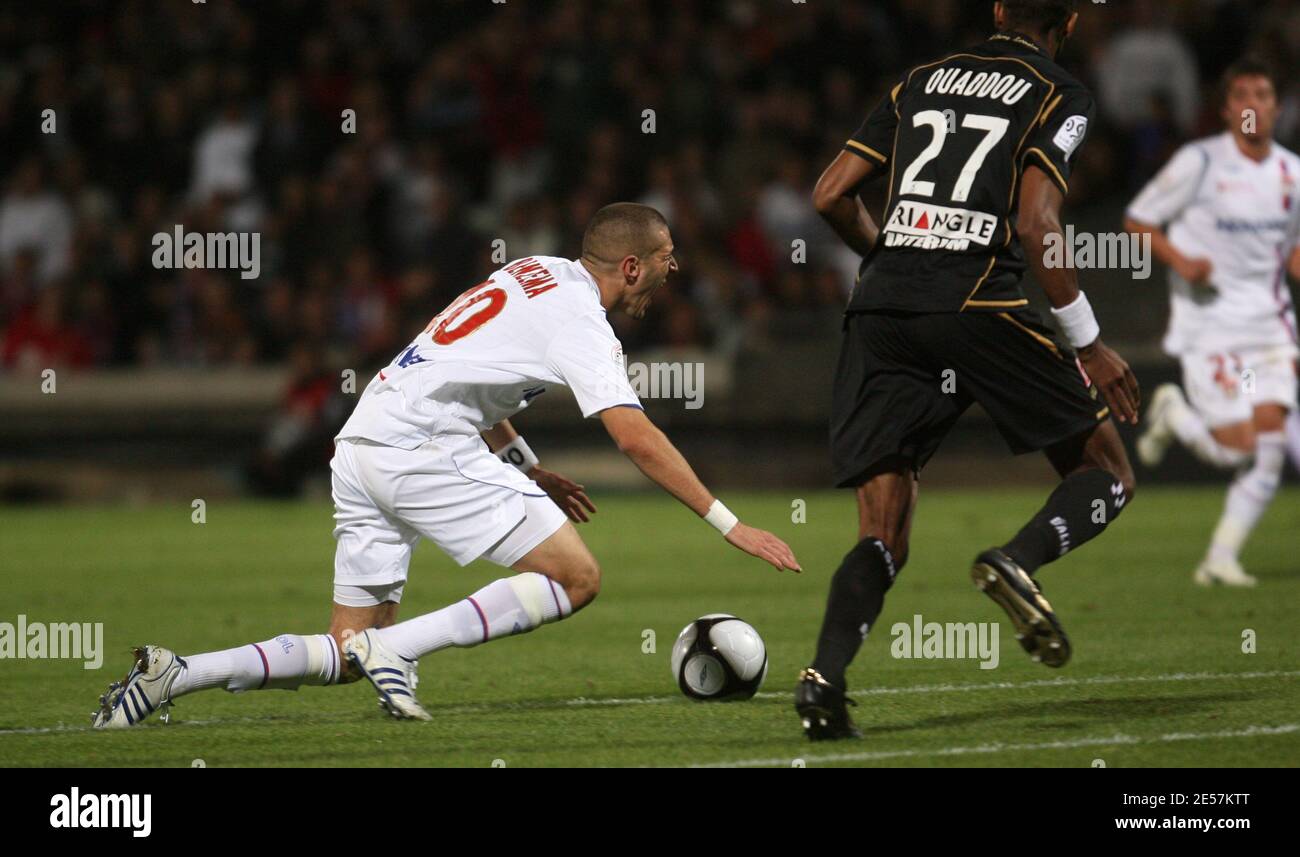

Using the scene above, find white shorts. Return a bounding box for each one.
[330,436,567,607]
[1181,347,1298,428]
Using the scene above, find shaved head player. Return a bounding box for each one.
[93,203,800,728]
[796,0,1140,740]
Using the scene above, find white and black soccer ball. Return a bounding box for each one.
[670,614,768,701]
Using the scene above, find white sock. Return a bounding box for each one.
[1165,389,1252,469]
[1286,410,1300,473]
[171,633,340,697]
[1206,432,1286,564]
[376,573,573,661]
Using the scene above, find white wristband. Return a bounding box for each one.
[1050,291,1101,349]
[704,499,739,536]
[496,436,539,473]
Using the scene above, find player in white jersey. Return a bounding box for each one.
[91,203,801,727]
[1126,58,1300,587]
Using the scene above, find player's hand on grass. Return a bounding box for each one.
[528,467,597,523]
[725,523,802,572]
[1175,257,1213,288]
[1078,339,1141,425]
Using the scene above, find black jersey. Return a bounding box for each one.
[845,31,1096,313]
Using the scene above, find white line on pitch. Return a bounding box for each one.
[564,668,1300,707]
[691,723,1300,768]
[2,669,1295,736]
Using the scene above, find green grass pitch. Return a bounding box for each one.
[1,487,1296,767]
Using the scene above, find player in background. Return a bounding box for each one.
[797,0,1139,740]
[1126,58,1300,587]
[92,204,800,728]
[1290,406,1300,474]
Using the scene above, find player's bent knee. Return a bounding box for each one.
[1092,465,1136,514]
[1114,457,1137,504]
[1098,460,1137,505]
[564,555,601,610]
[1254,405,1288,434]
[1121,471,1137,504]
[514,522,601,610]
[862,528,909,571]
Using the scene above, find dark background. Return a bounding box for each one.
[0,0,1296,500]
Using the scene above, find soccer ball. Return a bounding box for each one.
[670,614,768,701]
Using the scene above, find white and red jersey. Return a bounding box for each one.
[337,256,641,449]
[1126,132,1300,357]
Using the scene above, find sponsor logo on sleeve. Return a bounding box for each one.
[1053,115,1088,161]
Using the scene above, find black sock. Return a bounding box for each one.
[810,538,900,690]
[1002,468,1128,575]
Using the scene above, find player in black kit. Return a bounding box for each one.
[796,0,1142,740]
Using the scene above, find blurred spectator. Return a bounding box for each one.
[191,99,258,205]
[2,284,93,370]
[0,0,1291,375]
[1094,0,1200,136]
[0,159,73,283]
[246,342,351,497]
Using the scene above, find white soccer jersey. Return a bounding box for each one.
[1126,132,1300,357]
[337,256,642,449]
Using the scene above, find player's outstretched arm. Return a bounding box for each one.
[599,406,801,572]
[482,420,597,523]
[812,150,880,256]
[1019,166,1141,424]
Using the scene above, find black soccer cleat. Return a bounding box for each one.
[795,668,861,741]
[971,548,1071,668]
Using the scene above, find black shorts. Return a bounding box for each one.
[830,309,1109,487]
